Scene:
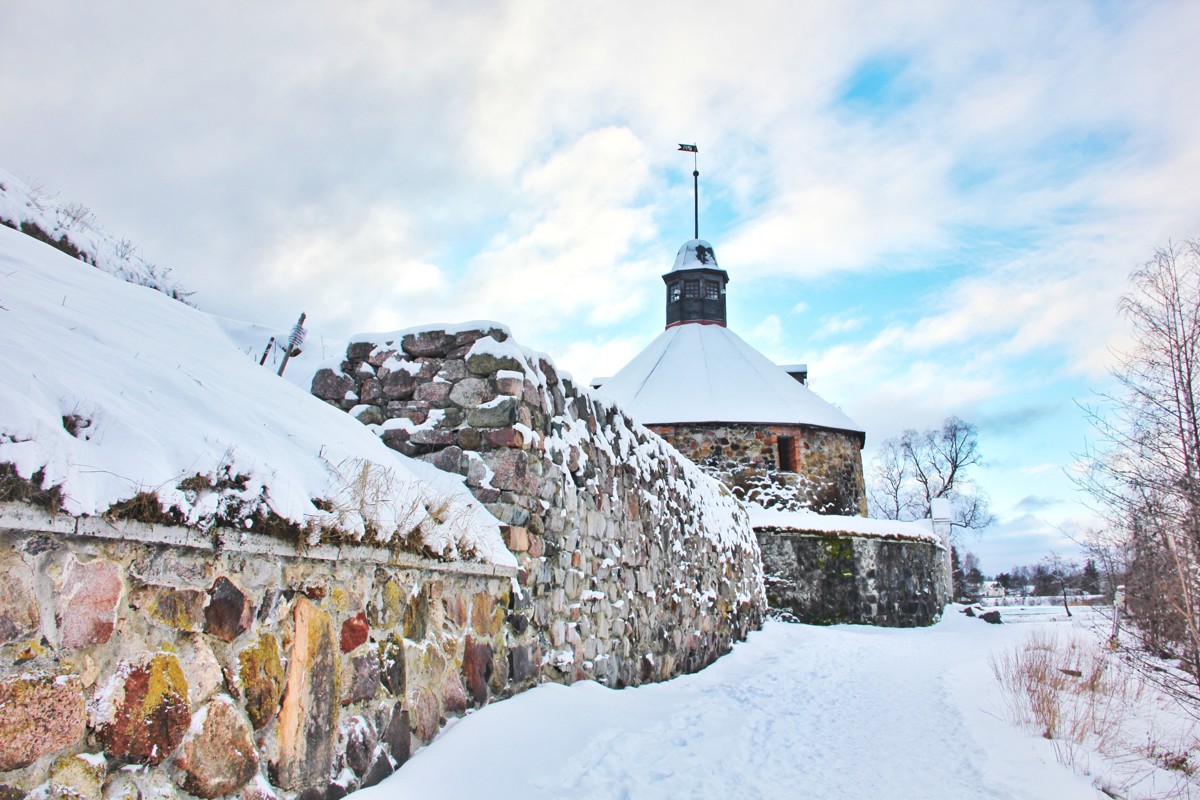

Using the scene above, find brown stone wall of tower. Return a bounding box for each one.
[648,423,867,516]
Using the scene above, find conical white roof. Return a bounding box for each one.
[596,323,863,432]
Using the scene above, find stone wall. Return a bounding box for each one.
[0,505,518,799]
[756,529,948,627]
[311,323,766,688]
[0,322,765,799]
[649,423,867,516]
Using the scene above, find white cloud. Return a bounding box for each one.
[2,0,1199,570]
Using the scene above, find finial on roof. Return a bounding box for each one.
[678,143,699,239]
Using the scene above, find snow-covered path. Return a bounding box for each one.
[358,611,1101,799]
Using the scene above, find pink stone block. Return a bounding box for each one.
[56,557,122,649]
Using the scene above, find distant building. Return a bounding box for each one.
[595,239,867,516]
[981,581,1007,599]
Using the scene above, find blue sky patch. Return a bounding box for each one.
[838,54,919,116]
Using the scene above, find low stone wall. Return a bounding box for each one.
[312,323,765,689]
[0,506,518,799]
[756,529,948,627]
[649,423,866,516]
[0,322,766,799]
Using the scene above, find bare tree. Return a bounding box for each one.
[1077,239,1200,696]
[868,415,995,538]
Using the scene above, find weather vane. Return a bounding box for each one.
[678,143,699,239]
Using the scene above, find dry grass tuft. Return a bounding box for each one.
[992,629,1200,798]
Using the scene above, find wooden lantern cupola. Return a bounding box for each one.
[663,239,730,329]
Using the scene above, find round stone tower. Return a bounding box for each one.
[599,238,868,516]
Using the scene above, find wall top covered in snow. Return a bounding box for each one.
[313,321,766,690]
[748,505,944,546]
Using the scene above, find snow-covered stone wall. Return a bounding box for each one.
[649,422,867,516]
[755,522,948,627]
[0,506,517,798]
[312,323,765,689]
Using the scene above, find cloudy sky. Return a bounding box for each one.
[4,1,1200,573]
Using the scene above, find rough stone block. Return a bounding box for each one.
[383,703,411,766]
[0,673,86,771]
[238,633,285,729]
[361,750,395,788]
[379,428,414,454]
[358,377,383,405]
[275,598,339,791]
[467,397,518,429]
[352,404,384,426]
[178,634,224,709]
[448,377,494,408]
[442,669,468,715]
[471,592,503,636]
[466,348,523,376]
[409,687,440,743]
[340,611,369,653]
[343,653,381,706]
[419,445,464,475]
[136,584,207,632]
[341,714,376,777]
[408,428,456,447]
[0,551,39,645]
[175,695,258,798]
[456,427,483,450]
[484,426,528,449]
[461,640,493,706]
[367,346,398,368]
[311,369,356,404]
[401,330,456,358]
[509,645,536,683]
[414,380,453,405]
[57,556,122,649]
[47,752,106,800]
[368,579,403,630]
[347,341,375,362]
[205,576,254,643]
[378,637,405,696]
[380,370,417,401]
[502,525,529,552]
[91,652,191,764]
[486,449,533,493]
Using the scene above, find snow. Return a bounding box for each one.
[669,239,722,272]
[597,323,864,431]
[354,609,1108,799]
[748,505,944,545]
[0,168,191,303]
[0,218,512,567]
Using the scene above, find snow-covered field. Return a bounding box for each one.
[357,608,1181,800]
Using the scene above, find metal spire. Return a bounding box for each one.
[678,143,699,239]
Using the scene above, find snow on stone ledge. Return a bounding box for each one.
[747,505,944,546]
[0,225,514,568]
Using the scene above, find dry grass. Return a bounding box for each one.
[992,630,1200,799]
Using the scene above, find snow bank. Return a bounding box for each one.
[0,225,512,566]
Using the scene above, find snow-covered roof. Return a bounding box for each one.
[596,323,864,432]
[747,505,943,546]
[669,239,722,273]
